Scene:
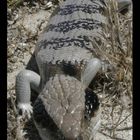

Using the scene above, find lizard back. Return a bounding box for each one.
[35,0,107,86]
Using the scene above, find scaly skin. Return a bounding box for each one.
[16,0,132,139]
[33,75,100,140]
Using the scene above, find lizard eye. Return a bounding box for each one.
[84,88,100,120]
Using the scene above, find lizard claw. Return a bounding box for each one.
[17,103,33,119]
[46,1,53,8]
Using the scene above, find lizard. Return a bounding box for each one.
[16,0,132,139]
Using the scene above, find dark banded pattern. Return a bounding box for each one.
[36,0,107,65]
[34,0,106,139]
[39,35,91,50]
[47,19,102,33]
[57,4,105,15]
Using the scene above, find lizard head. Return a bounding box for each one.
[33,74,100,140]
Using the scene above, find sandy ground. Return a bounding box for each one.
[7,1,132,140]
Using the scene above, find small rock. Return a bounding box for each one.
[8,20,15,25]
[9,57,18,63]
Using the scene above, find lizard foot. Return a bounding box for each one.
[17,103,33,119]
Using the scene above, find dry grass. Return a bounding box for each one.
[91,0,132,139]
[103,0,132,109]
[8,0,24,9]
[7,0,132,139]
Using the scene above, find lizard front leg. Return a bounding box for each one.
[16,70,40,119]
[81,58,101,88]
